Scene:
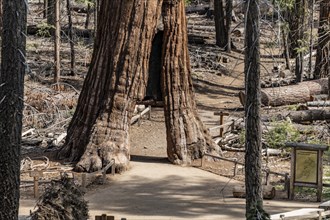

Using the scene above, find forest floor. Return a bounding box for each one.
[18,1,329,219]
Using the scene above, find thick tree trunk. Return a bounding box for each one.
[244,0,265,218]
[58,0,162,172]
[239,78,329,107]
[161,0,221,165]
[0,0,27,218]
[314,0,330,79]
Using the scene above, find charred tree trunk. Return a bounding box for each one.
[0,0,27,218]
[161,0,221,165]
[85,3,91,29]
[244,0,267,218]
[58,0,163,172]
[66,0,76,76]
[225,0,232,52]
[0,0,3,35]
[287,0,307,59]
[314,0,330,79]
[44,0,48,18]
[214,0,227,49]
[47,0,55,26]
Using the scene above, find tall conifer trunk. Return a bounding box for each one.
[0,0,27,218]
[161,0,221,165]
[58,0,163,172]
[314,0,330,79]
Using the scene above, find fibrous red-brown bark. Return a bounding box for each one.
[161,0,221,165]
[58,0,162,172]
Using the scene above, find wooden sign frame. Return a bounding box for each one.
[286,142,329,202]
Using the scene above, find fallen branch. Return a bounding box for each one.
[233,185,276,199]
[131,106,151,124]
[22,128,35,137]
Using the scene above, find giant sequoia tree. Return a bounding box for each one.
[162,0,220,164]
[0,0,27,219]
[59,0,219,172]
[58,0,163,172]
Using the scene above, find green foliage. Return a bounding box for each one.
[294,39,309,54]
[264,120,300,149]
[246,201,270,220]
[185,0,192,5]
[287,105,298,111]
[274,0,295,10]
[36,22,54,37]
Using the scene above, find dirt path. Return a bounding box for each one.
[19,74,319,219]
[19,159,318,220]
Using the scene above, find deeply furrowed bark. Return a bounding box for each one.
[0,0,27,219]
[314,0,330,79]
[244,0,267,218]
[161,0,221,165]
[58,0,163,172]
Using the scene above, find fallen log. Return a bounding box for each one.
[233,185,276,199]
[239,78,328,107]
[307,101,330,107]
[188,34,206,44]
[131,106,151,124]
[262,108,330,123]
[185,5,209,14]
[27,25,93,38]
[71,5,94,13]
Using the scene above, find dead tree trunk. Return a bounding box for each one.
[58,0,163,172]
[0,0,27,218]
[314,0,330,79]
[54,0,60,84]
[161,0,221,165]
